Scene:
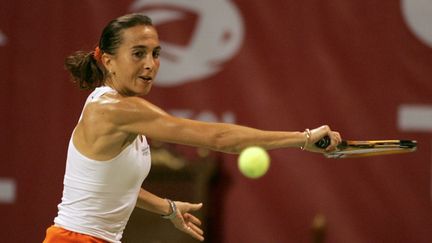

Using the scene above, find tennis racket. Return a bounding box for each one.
[315,136,417,158]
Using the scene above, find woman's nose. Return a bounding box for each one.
[143,56,154,70]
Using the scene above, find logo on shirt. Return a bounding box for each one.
[141,146,150,157]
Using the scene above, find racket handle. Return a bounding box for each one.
[315,136,331,148]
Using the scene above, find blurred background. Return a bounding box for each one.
[1,0,432,242]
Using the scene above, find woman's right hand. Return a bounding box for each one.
[303,125,342,153]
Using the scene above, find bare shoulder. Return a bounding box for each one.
[83,94,169,126]
[75,95,152,159]
[81,95,119,123]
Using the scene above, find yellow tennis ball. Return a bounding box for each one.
[238,146,270,179]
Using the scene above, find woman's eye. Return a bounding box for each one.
[133,51,144,58]
[153,50,160,58]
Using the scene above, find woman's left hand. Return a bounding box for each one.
[170,201,204,242]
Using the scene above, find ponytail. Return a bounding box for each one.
[65,13,154,90]
[64,50,104,90]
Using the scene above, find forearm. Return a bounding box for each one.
[203,123,306,154]
[153,119,307,154]
[135,188,171,215]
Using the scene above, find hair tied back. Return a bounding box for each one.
[93,46,102,62]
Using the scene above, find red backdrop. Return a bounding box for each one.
[1,1,432,242]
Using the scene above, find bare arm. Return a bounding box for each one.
[135,188,172,215]
[136,188,204,241]
[107,97,339,154]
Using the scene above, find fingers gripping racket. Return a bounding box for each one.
[315,136,417,159]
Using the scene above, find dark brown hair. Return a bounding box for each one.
[65,14,153,89]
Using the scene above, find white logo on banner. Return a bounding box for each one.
[0,30,7,46]
[398,104,432,131]
[130,0,245,87]
[397,104,432,202]
[0,178,16,204]
[401,0,432,48]
[169,109,235,123]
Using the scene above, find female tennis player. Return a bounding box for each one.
[43,13,341,243]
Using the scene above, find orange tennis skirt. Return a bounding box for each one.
[43,225,108,243]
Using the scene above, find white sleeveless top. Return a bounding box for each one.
[54,86,152,242]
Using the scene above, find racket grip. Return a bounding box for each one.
[315,136,331,148]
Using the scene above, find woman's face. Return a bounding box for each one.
[104,25,161,96]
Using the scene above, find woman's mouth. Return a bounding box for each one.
[139,76,152,83]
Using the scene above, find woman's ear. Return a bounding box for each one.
[101,53,112,70]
